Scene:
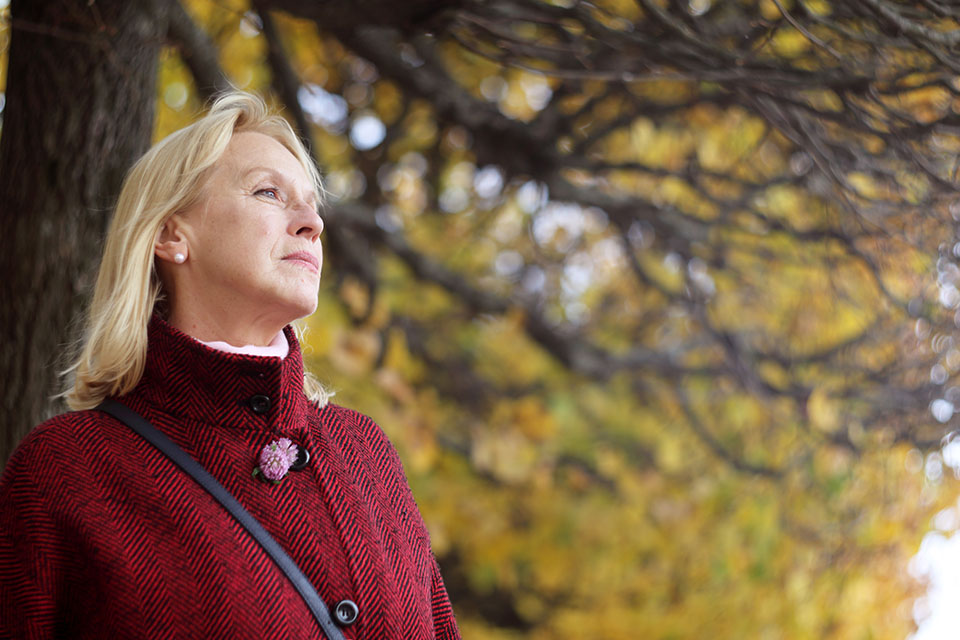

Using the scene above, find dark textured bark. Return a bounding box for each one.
[0,0,167,465]
[260,0,460,33]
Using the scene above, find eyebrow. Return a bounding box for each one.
[242,166,318,206]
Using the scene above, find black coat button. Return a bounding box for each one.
[248,394,271,415]
[290,446,310,471]
[333,599,358,627]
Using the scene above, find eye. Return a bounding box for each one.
[255,187,280,199]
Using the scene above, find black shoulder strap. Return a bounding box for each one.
[98,399,346,640]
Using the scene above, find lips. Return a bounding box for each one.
[282,250,320,274]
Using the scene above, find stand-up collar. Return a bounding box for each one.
[123,315,308,434]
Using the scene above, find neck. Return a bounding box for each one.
[166,306,288,347]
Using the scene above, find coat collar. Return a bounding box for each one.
[121,315,310,435]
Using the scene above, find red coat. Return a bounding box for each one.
[0,317,460,639]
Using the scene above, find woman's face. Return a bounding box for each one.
[165,131,324,336]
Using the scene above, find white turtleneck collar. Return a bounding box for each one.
[197,330,289,359]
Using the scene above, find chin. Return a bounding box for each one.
[265,282,320,323]
[287,297,319,321]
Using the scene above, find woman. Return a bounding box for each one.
[0,92,460,639]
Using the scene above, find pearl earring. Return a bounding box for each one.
[174,253,186,264]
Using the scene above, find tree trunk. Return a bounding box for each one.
[0,0,166,465]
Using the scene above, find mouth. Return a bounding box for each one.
[282,251,320,275]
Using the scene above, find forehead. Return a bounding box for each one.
[217,131,312,185]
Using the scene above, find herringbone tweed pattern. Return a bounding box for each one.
[0,317,460,639]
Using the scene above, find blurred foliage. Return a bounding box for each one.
[7,0,960,636]
[154,1,960,638]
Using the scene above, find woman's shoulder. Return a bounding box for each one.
[3,409,116,483]
[15,408,110,446]
[317,402,384,436]
[313,402,408,469]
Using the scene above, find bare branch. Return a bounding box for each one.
[675,385,782,478]
[166,0,232,101]
[254,4,315,157]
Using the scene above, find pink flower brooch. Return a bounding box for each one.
[253,438,299,483]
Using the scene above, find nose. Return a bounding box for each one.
[291,202,324,242]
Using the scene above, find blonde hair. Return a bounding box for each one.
[64,91,330,410]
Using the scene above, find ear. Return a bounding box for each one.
[155,215,190,264]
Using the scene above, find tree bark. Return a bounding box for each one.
[261,0,460,32]
[0,0,167,465]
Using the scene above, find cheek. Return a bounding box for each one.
[205,216,282,268]
[257,221,281,252]
[235,222,276,262]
